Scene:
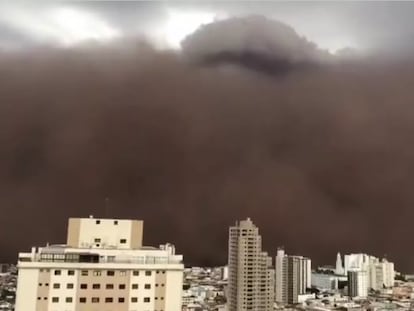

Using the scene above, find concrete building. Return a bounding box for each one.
[275,248,311,305]
[311,273,339,291]
[348,270,368,299]
[227,218,274,311]
[15,216,184,311]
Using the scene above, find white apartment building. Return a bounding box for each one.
[347,270,368,299]
[344,254,375,275]
[227,218,274,311]
[15,216,184,311]
[368,259,395,290]
[275,248,311,305]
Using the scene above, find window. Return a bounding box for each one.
[92,297,99,303]
[45,283,49,286]
[131,297,138,303]
[107,256,115,262]
[93,270,102,276]
[133,270,139,276]
[107,270,115,276]
[114,220,118,225]
[37,297,41,300]
[120,238,127,244]
[54,270,61,275]
[92,283,100,289]
[43,297,47,300]
[131,284,138,289]
[119,284,126,289]
[80,283,87,289]
[68,270,75,276]
[52,297,59,303]
[145,271,152,276]
[79,297,86,303]
[156,270,160,274]
[39,283,42,286]
[144,297,150,303]
[119,271,126,276]
[81,270,88,276]
[106,284,114,289]
[118,297,125,303]
[96,220,100,224]
[94,238,101,243]
[53,283,60,289]
[144,284,151,289]
[105,297,113,303]
[67,283,74,289]
[155,283,159,287]
[66,297,73,303]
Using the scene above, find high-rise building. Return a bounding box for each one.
[15,216,184,311]
[348,270,368,298]
[275,248,311,305]
[227,218,274,311]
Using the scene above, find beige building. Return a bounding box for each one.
[227,218,274,311]
[15,216,184,311]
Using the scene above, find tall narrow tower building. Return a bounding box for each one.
[335,252,345,275]
[228,218,274,311]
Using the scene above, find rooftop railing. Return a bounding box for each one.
[18,252,182,265]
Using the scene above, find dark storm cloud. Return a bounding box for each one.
[181,15,332,76]
[1,35,414,271]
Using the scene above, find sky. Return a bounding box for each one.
[2,1,414,53]
[2,1,414,271]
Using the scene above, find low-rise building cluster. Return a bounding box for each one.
[0,264,16,311]
[182,266,227,311]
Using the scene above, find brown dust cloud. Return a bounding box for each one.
[1,17,414,271]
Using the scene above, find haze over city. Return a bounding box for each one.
[2,1,414,272]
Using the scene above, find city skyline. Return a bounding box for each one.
[11,215,403,311]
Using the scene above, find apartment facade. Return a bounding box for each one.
[275,248,311,305]
[15,216,184,311]
[227,218,274,311]
[348,270,368,298]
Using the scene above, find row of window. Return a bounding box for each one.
[40,283,165,289]
[47,269,165,276]
[94,220,118,225]
[94,238,127,244]
[39,296,157,303]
